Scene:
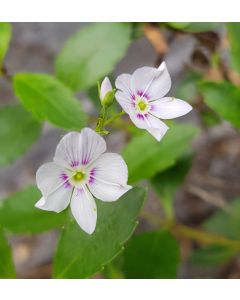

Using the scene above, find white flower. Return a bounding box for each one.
[115,62,192,141]
[35,128,132,234]
[100,76,112,101]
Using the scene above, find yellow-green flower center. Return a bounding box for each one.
[73,171,85,182]
[138,100,147,111]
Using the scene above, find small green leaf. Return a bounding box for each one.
[199,81,240,128]
[0,186,67,234]
[0,229,16,278]
[123,123,198,184]
[190,245,237,266]
[203,198,240,240]
[13,73,87,131]
[151,156,192,219]
[0,22,11,66]
[55,23,132,91]
[0,104,42,166]
[226,23,240,74]
[123,230,180,278]
[53,187,146,279]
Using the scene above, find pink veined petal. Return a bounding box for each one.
[115,91,134,115]
[70,186,97,234]
[35,162,72,213]
[100,77,112,100]
[54,128,106,169]
[131,62,171,101]
[54,132,82,169]
[150,97,192,119]
[87,153,132,202]
[145,114,169,141]
[80,128,107,166]
[115,73,133,97]
[129,113,169,141]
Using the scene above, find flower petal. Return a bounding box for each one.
[35,162,72,212]
[100,77,112,100]
[131,62,171,100]
[87,153,132,202]
[115,73,133,97]
[70,187,97,234]
[151,97,192,119]
[129,113,169,141]
[146,122,169,141]
[115,91,134,115]
[54,128,106,169]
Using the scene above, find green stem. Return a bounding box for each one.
[173,224,240,250]
[140,211,240,250]
[95,107,108,135]
[104,110,125,126]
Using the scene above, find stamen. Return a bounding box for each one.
[73,171,85,182]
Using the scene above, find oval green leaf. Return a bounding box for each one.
[123,123,198,184]
[53,187,146,279]
[0,186,67,234]
[13,73,87,130]
[55,23,132,91]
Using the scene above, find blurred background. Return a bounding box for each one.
[1,22,240,279]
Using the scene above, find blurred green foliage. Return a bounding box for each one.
[0,22,11,67]
[0,229,16,278]
[199,81,240,128]
[151,155,192,219]
[0,105,41,166]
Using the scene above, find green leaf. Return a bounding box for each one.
[0,22,11,66]
[13,73,87,130]
[151,156,192,219]
[168,22,219,32]
[226,23,240,74]
[0,229,16,278]
[190,245,237,266]
[55,23,132,91]
[0,186,67,234]
[53,187,146,279]
[123,123,198,184]
[199,81,240,128]
[0,104,42,166]
[203,198,240,240]
[123,230,180,278]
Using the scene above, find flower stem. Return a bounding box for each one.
[140,211,240,250]
[104,110,125,126]
[95,107,109,135]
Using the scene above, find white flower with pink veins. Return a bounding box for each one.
[35,128,132,234]
[115,62,192,141]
